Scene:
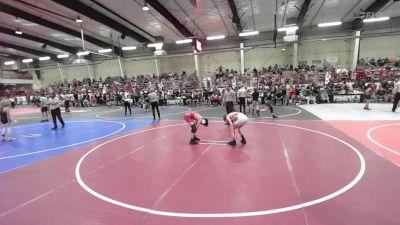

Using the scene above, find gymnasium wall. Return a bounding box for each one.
[298,38,354,68]
[245,46,292,70]
[158,54,196,75]
[124,58,157,76]
[359,27,400,59]
[92,59,123,77]
[198,51,240,75]
[38,62,94,86]
[34,22,400,88]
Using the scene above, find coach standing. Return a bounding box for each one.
[48,92,65,130]
[223,85,236,115]
[148,89,161,120]
[237,86,247,114]
[392,79,400,112]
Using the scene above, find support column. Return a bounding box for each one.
[80,25,85,50]
[352,31,361,72]
[117,56,124,77]
[57,63,65,82]
[293,42,298,67]
[194,50,201,89]
[240,43,245,74]
[154,57,160,77]
[86,64,93,80]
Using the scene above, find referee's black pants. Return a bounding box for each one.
[51,107,65,128]
[226,101,234,114]
[124,101,131,115]
[266,100,274,113]
[239,97,246,114]
[393,93,400,112]
[151,102,160,119]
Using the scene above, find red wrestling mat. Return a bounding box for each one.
[328,121,400,166]
[1,120,399,225]
[10,107,40,116]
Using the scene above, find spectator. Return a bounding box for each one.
[223,85,236,115]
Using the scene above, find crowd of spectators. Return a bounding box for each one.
[1,72,204,109]
[2,58,400,109]
[359,57,400,69]
[212,62,400,106]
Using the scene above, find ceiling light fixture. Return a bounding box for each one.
[147,43,164,48]
[15,29,22,35]
[57,54,69,59]
[98,49,112,53]
[121,46,137,51]
[22,59,33,63]
[142,1,149,11]
[206,35,225,40]
[281,48,286,51]
[363,17,390,23]
[39,56,50,61]
[239,31,259,37]
[277,26,298,32]
[318,21,342,27]
[76,16,83,23]
[175,39,192,44]
[4,61,15,65]
[77,51,90,56]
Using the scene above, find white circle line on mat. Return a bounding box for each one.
[95,107,194,119]
[0,121,125,160]
[75,121,366,218]
[205,107,302,120]
[367,123,400,156]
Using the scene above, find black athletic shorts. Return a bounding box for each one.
[0,112,8,124]
[41,107,49,112]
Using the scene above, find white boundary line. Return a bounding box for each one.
[0,121,125,160]
[75,121,366,218]
[367,123,400,156]
[95,106,194,120]
[20,134,42,138]
[205,107,302,120]
[199,140,228,143]
[197,143,227,146]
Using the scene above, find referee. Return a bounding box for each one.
[123,97,133,116]
[48,92,65,130]
[223,85,236,115]
[237,86,247,114]
[392,79,400,112]
[39,93,49,122]
[148,89,160,120]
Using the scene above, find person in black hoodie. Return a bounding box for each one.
[251,88,260,117]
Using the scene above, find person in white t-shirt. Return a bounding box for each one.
[237,86,247,114]
[223,112,248,146]
[40,93,49,122]
[123,97,133,116]
[48,92,65,130]
[0,97,14,141]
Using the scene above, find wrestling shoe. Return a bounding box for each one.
[228,139,236,146]
[240,135,246,144]
[190,139,199,145]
